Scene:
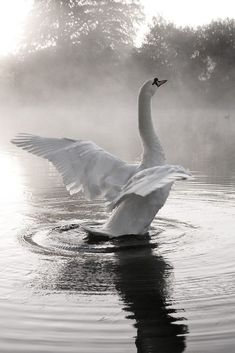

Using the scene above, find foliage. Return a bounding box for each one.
[22,0,144,56]
[2,3,234,106]
[196,19,235,100]
[140,17,235,103]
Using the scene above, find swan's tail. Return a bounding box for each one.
[109,164,192,209]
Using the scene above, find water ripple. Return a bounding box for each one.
[0,167,235,352]
[20,216,195,257]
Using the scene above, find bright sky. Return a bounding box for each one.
[0,0,32,56]
[0,0,234,56]
[142,0,235,27]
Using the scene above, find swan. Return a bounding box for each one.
[11,77,191,237]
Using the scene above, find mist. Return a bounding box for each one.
[1,3,235,353]
[0,1,234,177]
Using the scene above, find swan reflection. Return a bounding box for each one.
[115,244,188,352]
[34,234,188,353]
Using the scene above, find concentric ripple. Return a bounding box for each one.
[20,217,195,257]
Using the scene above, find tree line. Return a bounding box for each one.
[2,0,235,106]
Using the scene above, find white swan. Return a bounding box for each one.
[11,78,191,237]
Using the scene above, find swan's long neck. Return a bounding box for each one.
[138,88,165,167]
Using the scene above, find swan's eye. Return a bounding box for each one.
[152,78,158,85]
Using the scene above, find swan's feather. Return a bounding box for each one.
[111,164,191,208]
[11,133,136,201]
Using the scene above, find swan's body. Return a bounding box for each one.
[12,78,190,237]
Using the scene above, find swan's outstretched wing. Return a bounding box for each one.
[11,133,136,201]
[111,165,191,208]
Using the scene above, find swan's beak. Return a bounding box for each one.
[157,79,167,87]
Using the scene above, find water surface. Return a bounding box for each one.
[0,147,235,353]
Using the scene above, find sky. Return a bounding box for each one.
[143,0,235,27]
[0,0,234,56]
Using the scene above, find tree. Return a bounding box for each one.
[140,17,201,79]
[196,19,235,102]
[21,0,144,56]
[140,16,235,103]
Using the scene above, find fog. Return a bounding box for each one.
[0,5,235,353]
[0,2,235,178]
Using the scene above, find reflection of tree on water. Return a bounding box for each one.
[115,244,188,353]
[34,234,187,352]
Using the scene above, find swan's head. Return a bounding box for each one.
[141,77,167,97]
[152,77,167,87]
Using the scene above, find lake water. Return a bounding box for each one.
[0,146,235,353]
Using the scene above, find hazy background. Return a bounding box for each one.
[0,0,235,176]
[1,5,235,353]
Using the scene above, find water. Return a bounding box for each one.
[0,147,235,353]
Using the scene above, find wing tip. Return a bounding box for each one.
[11,133,34,146]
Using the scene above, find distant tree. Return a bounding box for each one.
[14,0,144,98]
[140,17,203,82]
[21,0,144,57]
[196,18,235,101]
[140,16,235,103]
[21,0,80,52]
